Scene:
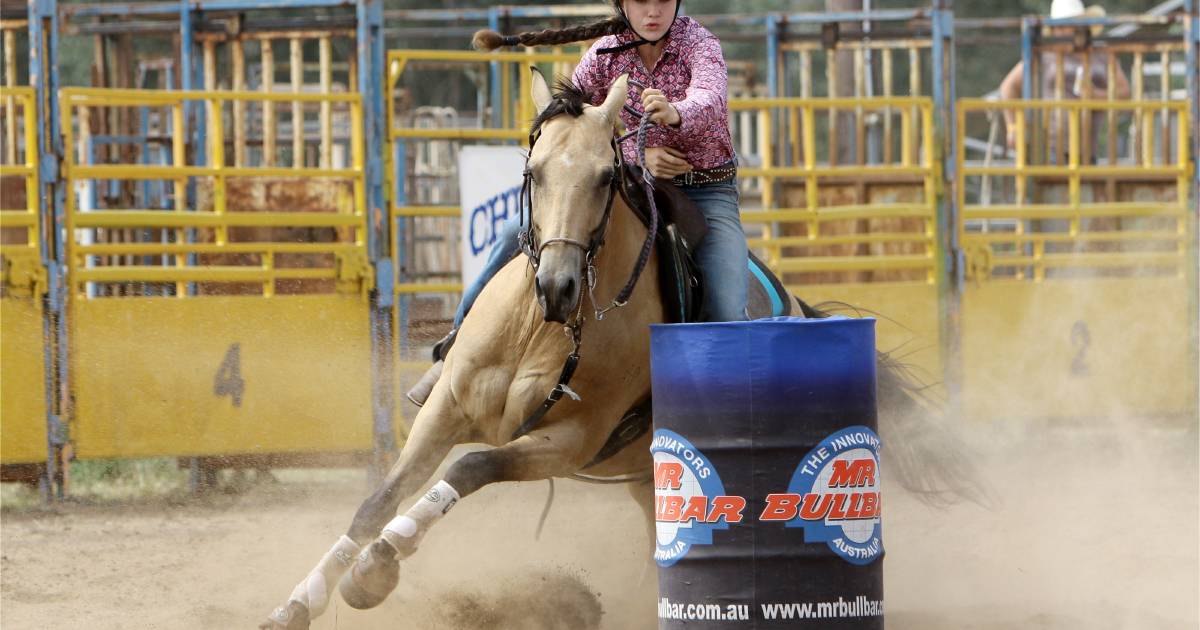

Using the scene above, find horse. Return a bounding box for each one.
[261,69,983,630]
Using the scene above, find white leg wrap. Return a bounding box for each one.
[380,480,460,555]
[285,535,360,617]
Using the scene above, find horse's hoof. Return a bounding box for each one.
[338,540,400,610]
[259,601,310,630]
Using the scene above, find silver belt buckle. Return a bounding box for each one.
[682,171,694,186]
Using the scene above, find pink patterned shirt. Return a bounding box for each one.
[571,16,735,170]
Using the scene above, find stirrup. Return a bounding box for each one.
[405,360,444,408]
[432,328,458,362]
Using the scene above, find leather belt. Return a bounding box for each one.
[671,160,737,187]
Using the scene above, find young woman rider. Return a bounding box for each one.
[408,0,746,405]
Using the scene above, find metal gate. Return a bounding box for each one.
[0,85,48,467]
[956,8,1197,422]
[60,88,376,459]
[958,96,1193,421]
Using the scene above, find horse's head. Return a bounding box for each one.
[524,69,629,323]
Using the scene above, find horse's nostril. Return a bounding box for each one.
[560,278,576,302]
[534,276,544,298]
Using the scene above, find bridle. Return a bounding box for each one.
[509,94,661,442]
[516,103,658,322]
[516,132,621,277]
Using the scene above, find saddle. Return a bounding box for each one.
[616,163,795,323]
[584,167,808,471]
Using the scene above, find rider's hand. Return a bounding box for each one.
[641,88,681,127]
[644,146,693,179]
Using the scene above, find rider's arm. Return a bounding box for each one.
[998,61,1024,141]
[670,35,729,138]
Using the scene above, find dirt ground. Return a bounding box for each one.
[2,421,1197,630]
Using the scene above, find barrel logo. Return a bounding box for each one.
[651,429,746,568]
[761,426,884,565]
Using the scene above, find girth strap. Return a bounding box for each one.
[584,397,653,468]
[510,322,583,441]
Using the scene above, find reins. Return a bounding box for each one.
[511,90,661,441]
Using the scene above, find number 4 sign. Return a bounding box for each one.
[214,343,245,407]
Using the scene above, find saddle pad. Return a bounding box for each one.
[746,250,792,319]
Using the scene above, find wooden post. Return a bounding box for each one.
[291,37,304,169]
[319,36,332,169]
[1106,54,1116,200]
[1132,52,1148,166]
[826,51,839,167]
[1159,51,1170,166]
[262,39,275,167]
[232,39,246,168]
[204,39,216,140]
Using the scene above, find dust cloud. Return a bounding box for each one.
[2,371,1197,630]
[2,418,1194,630]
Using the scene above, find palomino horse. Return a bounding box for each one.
[262,70,978,630]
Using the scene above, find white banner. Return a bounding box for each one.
[458,146,527,287]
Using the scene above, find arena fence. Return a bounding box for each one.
[958,98,1194,421]
[1,2,1197,494]
[58,87,376,460]
[0,86,49,467]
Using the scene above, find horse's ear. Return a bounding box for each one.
[530,66,553,116]
[598,74,629,125]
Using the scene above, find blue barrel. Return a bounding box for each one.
[649,316,883,628]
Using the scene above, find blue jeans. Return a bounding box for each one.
[453,215,523,328]
[453,178,747,326]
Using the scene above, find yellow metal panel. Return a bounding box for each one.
[963,277,1195,422]
[0,296,47,464]
[71,296,374,459]
[795,282,942,384]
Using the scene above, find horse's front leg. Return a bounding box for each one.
[260,389,469,630]
[336,416,606,615]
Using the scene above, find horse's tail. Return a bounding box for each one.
[874,350,996,508]
[801,299,996,508]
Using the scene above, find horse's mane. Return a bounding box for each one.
[530,79,590,136]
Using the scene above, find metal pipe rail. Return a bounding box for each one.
[60,87,369,297]
[731,96,938,282]
[957,98,1192,281]
[0,84,49,473]
[0,87,39,268]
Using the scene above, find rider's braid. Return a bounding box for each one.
[472,16,626,51]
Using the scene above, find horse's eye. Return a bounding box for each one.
[599,169,615,187]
